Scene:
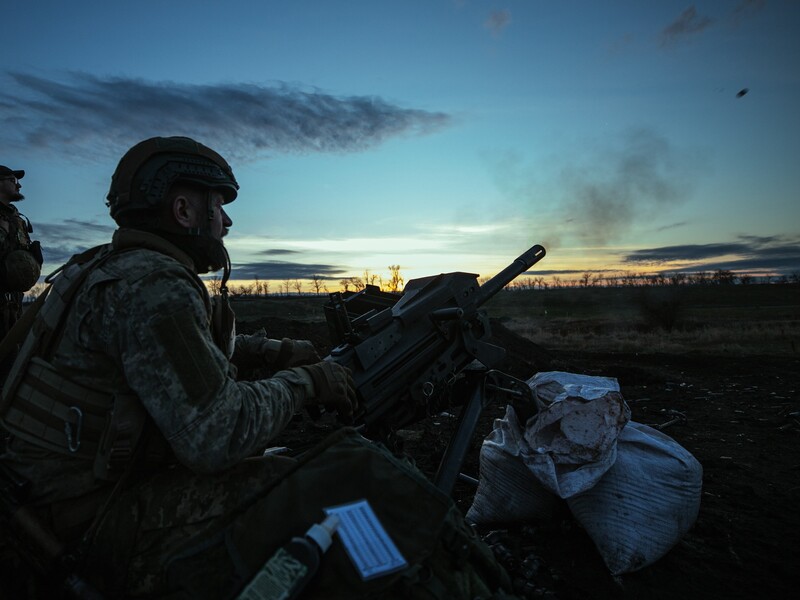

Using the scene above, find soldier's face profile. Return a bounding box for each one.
[0,177,19,203]
[208,192,232,241]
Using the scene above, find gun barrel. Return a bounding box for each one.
[474,244,546,306]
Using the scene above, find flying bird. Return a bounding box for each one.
[736,88,749,98]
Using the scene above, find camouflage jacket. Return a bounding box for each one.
[0,203,38,301]
[1,230,311,506]
[0,203,32,253]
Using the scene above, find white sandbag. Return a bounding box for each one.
[466,406,560,525]
[566,421,703,575]
[522,372,630,498]
[527,371,621,407]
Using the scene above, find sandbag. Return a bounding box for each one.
[522,372,630,498]
[466,405,560,525]
[467,372,630,523]
[566,421,703,575]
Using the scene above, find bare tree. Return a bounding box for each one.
[311,274,324,295]
[229,283,253,298]
[669,272,687,286]
[363,269,379,287]
[387,265,404,293]
[207,275,222,296]
[712,269,735,285]
[293,279,303,295]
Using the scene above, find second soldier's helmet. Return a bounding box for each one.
[106,136,239,225]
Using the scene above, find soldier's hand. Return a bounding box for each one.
[300,361,357,422]
[275,339,320,369]
[234,333,320,370]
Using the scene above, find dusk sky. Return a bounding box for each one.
[2,0,799,289]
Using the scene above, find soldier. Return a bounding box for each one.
[0,165,43,379]
[0,137,357,596]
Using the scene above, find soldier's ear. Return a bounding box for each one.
[172,194,197,228]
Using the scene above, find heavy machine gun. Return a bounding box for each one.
[324,244,546,494]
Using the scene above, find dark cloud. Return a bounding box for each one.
[659,6,714,47]
[230,260,346,281]
[624,243,749,263]
[560,128,697,245]
[0,72,451,162]
[654,221,689,232]
[259,248,302,256]
[623,236,800,275]
[484,10,511,36]
[730,0,766,27]
[33,219,115,267]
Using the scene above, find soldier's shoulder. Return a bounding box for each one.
[102,247,198,286]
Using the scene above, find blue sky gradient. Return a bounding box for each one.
[2,0,799,287]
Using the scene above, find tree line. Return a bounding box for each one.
[24,266,799,302]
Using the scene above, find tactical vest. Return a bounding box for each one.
[0,204,34,254]
[0,229,235,481]
[0,205,40,293]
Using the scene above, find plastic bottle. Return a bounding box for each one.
[235,514,340,600]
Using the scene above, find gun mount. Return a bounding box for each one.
[324,244,546,494]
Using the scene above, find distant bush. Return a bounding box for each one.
[636,289,683,332]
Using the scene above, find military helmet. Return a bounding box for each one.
[106,136,239,223]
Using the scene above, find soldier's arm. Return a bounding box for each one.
[118,266,314,474]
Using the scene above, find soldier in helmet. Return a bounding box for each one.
[0,165,43,379]
[0,137,357,596]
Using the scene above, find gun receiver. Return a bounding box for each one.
[324,244,545,492]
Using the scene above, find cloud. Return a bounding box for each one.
[654,221,689,233]
[730,0,766,27]
[659,6,714,47]
[230,260,346,281]
[624,242,749,263]
[484,9,511,36]
[33,218,116,266]
[259,248,303,256]
[0,72,451,162]
[623,235,800,275]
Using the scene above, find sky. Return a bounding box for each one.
[2,0,799,290]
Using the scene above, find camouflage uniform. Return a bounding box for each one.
[0,202,41,379]
[0,229,311,595]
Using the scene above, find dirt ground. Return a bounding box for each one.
[241,316,800,600]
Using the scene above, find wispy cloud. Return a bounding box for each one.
[659,6,714,47]
[623,235,800,275]
[34,218,115,266]
[624,242,749,263]
[730,0,767,27]
[259,248,303,256]
[484,9,511,36]
[654,221,689,233]
[230,260,345,281]
[0,72,451,162]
